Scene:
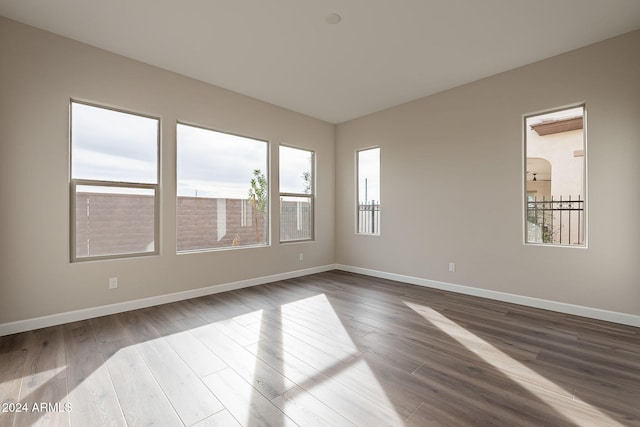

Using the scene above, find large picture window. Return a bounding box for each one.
[524,105,586,246]
[279,145,314,242]
[70,101,160,261]
[176,124,269,251]
[357,147,380,235]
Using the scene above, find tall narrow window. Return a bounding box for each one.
[176,124,269,251]
[357,147,380,235]
[70,101,159,261]
[524,105,586,246]
[279,145,314,242]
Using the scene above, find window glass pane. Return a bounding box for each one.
[75,185,155,258]
[525,106,585,246]
[176,124,269,251]
[357,147,380,235]
[279,146,313,194]
[280,195,312,241]
[279,145,314,242]
[71,102,158,183]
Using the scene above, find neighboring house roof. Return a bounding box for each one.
[530,116,584,136]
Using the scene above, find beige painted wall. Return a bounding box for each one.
[336,30,640,316]
[0,17,335,324]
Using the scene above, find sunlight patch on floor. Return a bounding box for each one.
[404,301,623,426]
[280,294,360,375]
[278,294,405,426]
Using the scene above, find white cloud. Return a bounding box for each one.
[176,124,268,199]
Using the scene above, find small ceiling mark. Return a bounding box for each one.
[325,13,342,25]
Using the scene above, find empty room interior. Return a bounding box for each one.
[1,1,639,426]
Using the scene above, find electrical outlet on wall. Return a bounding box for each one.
[448,262,456,272]
[299,253,304,261]
[108,277,119,289]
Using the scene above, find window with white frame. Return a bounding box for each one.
[70,101,160,261]
[176,123,269,251]
[279,145,314,242]
[357,147,380,235]
[524,105,586,246]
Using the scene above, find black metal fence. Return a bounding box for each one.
[358,201,380,234]
[527,195,584,245]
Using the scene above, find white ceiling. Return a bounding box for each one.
[1,0,640,123]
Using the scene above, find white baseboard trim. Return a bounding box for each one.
[0,264,337,337]
[335,264,640,328]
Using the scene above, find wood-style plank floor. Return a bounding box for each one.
[1,270,639,426]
